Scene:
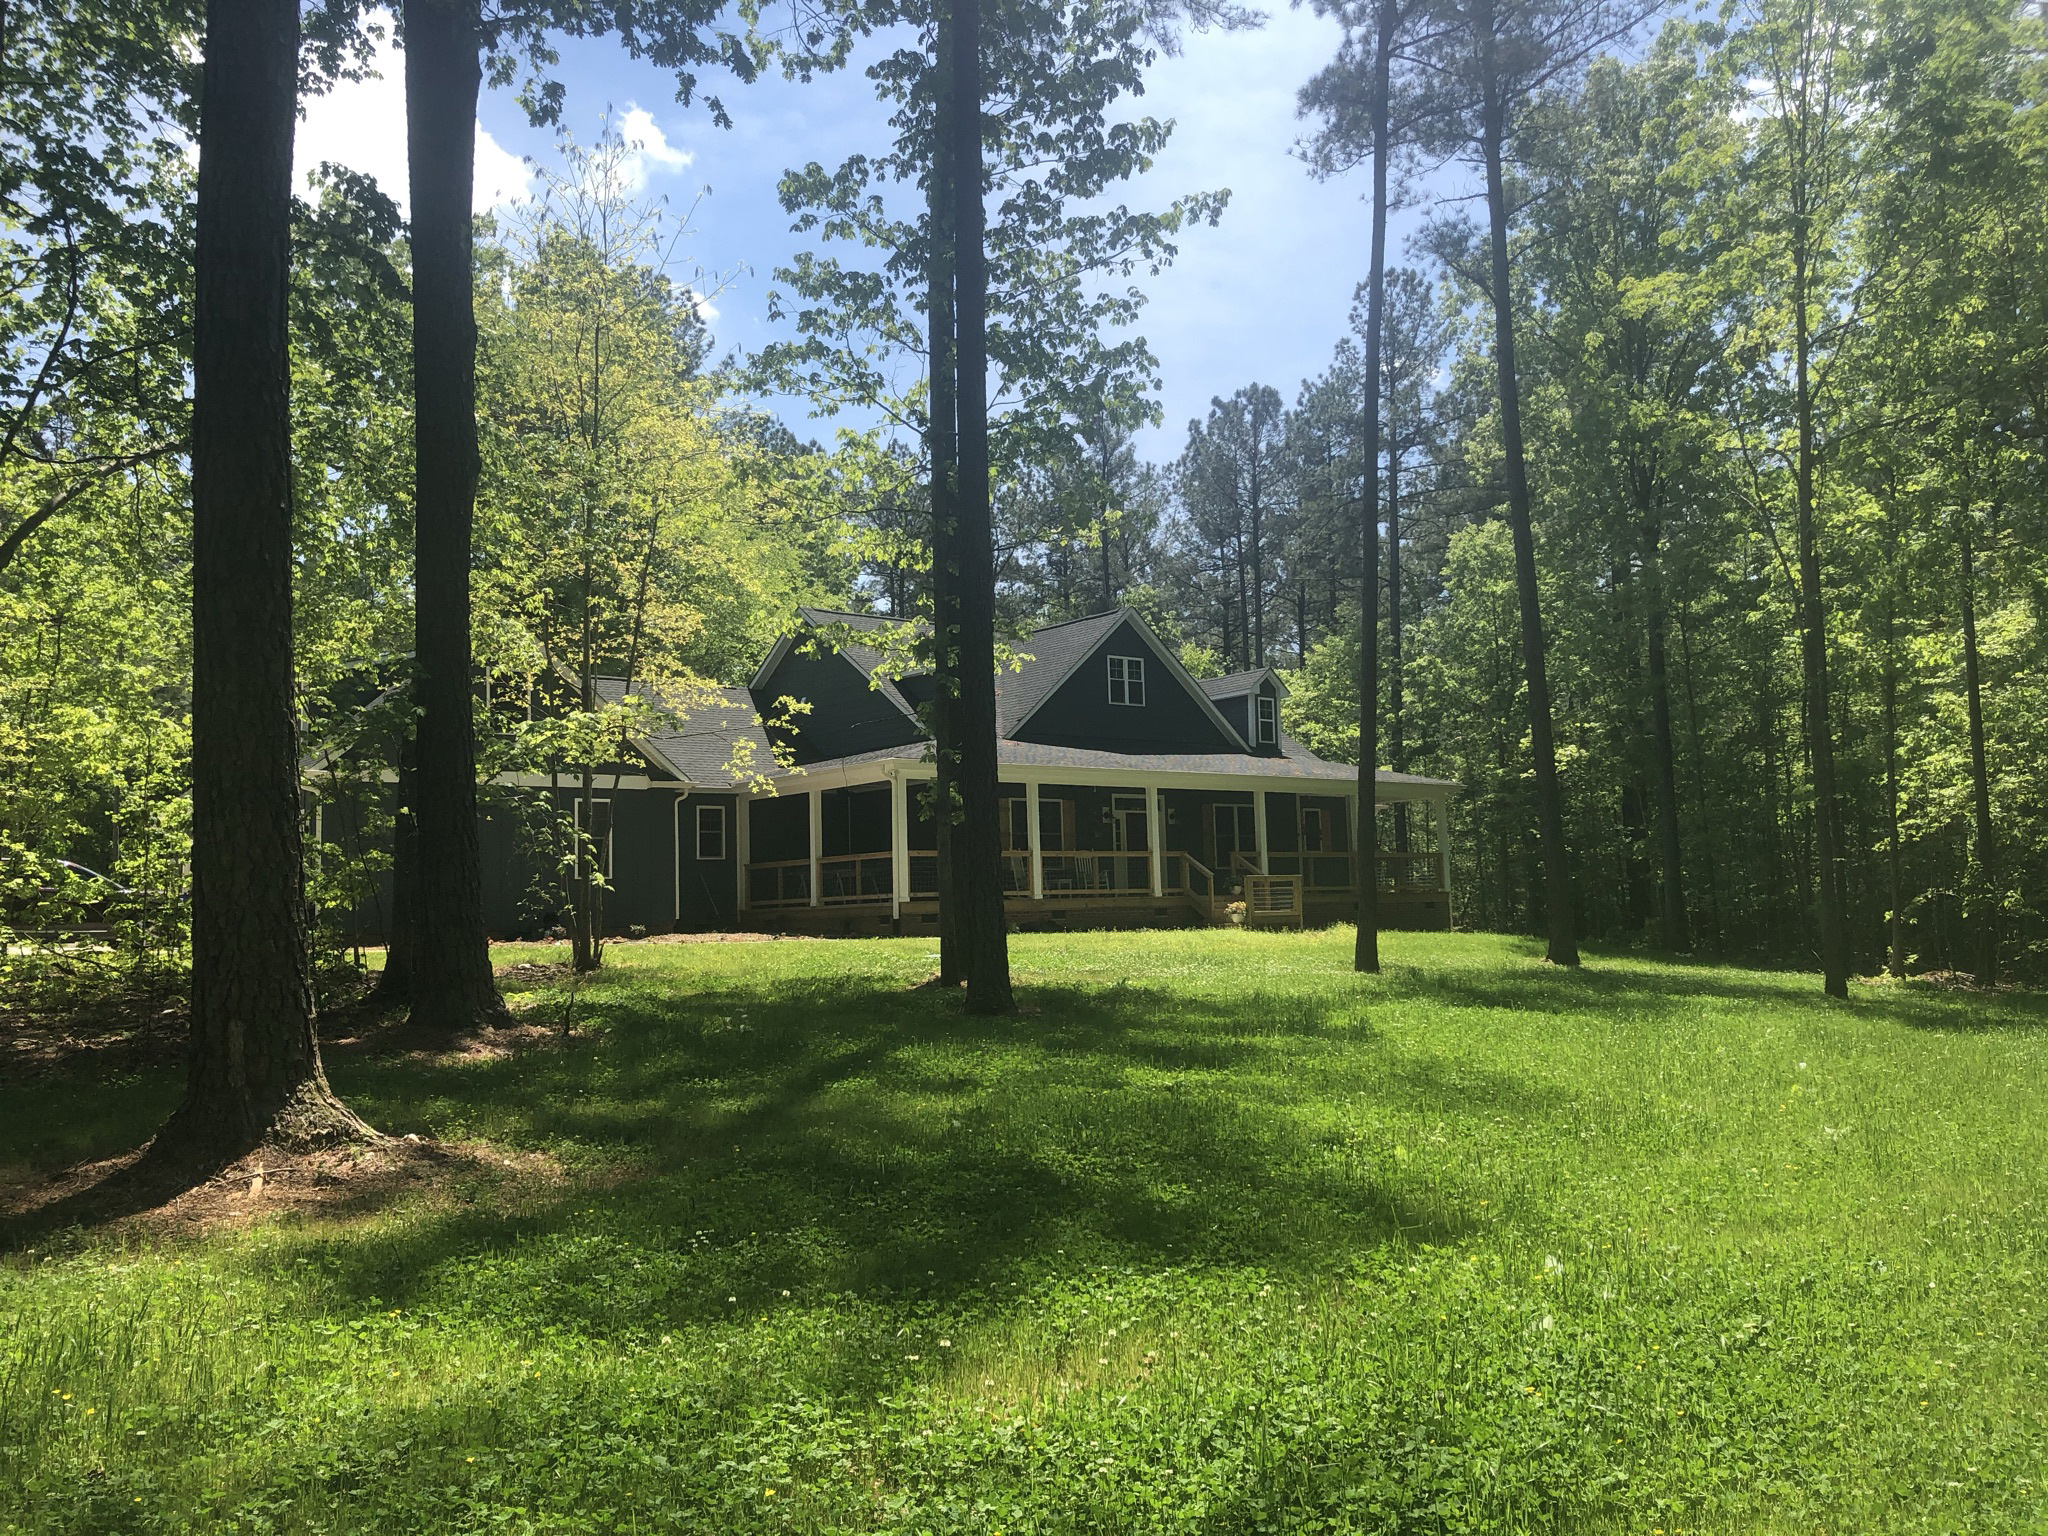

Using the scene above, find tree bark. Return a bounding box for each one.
[1387,417,1407,854]
[927,4,965,986]
[403,0,508,1032]
[152,0,370,1167]
[1958,505,1997,985]
[1481,106,1578,966]
[948,0,1013,1013]
[1352,0,1396,976]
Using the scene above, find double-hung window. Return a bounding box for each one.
[1256,694,1277,745]
[696,804,727,861]
[1107,654,1146,706]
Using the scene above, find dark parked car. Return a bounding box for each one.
[2,858,134,933]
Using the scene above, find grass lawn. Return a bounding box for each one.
[3,930,2046,1534]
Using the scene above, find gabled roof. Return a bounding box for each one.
[591,676,774,786]
[1200,666,1290,701]
[750,606,923,728]
[993,609,1127,734]
[1000,608,1252,750]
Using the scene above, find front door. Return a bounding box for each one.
[1111,794,1148,892]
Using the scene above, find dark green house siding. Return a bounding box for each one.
[1014,618,1237,755]
[755,650,922,764]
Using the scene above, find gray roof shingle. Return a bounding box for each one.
[993,609,1128,734]
[592,676,775,786]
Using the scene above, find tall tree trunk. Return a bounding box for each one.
[1642,519,1689,951]
[948,0,1012,1014]
[1958,505,1997,984]
[927,5,964,985]
[1791,237,1847,997]
[1881,572,1906,978]
[1387,428,1408,853]
[1481,107,1578,966]
[154,0,368,1166]
[1352,0,1395,976]
[370,736,417,1004]
[404,0,506,1032]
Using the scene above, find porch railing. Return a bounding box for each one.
[747,858,812,909]
[745,842,1438,913]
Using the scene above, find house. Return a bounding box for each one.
[325,606,1457,939]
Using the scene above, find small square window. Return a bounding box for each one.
[1108,654,1146,706]
[1256,694,1277,745]
[696,803,727,861]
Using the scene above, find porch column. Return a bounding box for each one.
[1253,788,1270,874]
[1431,793,1453,907]
[1027,778,1045,899]
[1348,788,1362,893]
[736,795,751,913]
[808,785,823,907]
[1144,783,1163,896]
[890,769,908,919]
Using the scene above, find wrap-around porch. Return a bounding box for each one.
[737,759,1453,934]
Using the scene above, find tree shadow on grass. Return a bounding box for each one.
[282,971,1500,1341]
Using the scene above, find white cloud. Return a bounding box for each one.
[610,105,694,193]
[473,127,533,213]
[294,8,533,217]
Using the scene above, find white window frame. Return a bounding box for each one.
[1107,653,1146,706]
[1256,694,1277,745]
[696,803,727,861]
[575,796,615,878]
[1301,806,1326,853]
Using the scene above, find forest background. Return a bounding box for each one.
[4,0,2045,990]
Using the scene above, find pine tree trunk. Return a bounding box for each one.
[948,0,1012,1014]
[1352,0,1395,976]
[1958,508,1997,985]
[1481,109,1578,967]
[1791,240,1847,998]
[927,5,964,986]
[155,0,370,1166]
[1387,427,1408,854]
[404,0,507,1032]
[1882,589,1906,979]
[370,738,416,1004]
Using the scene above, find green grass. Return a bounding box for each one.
[3,930,2046,1534]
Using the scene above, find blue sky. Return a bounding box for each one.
[296,4,1446,464]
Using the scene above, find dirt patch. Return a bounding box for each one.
[496,960,571,985]
[1,1134,567,1240]
[0,981,187,1082]
[639,931,798,943]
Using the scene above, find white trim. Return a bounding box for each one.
[695,802,728,862]
[760,754,1453,800]
[1253,790,1269,875]
[1144,783,1162,896]
[673,794,684,923]
[808,786,824,908]
[1432,794,1453,909]
[1255,694,1277,746]
[1200,666,1291,702]
[736,796,751,912]
[1005,610,1253,751]
[1106,653,1147,707]
[889,769,909,917]
[1027,778,1044,899]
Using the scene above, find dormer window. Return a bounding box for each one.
[1256,694,1277,745]
[1107,654,1146,706]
